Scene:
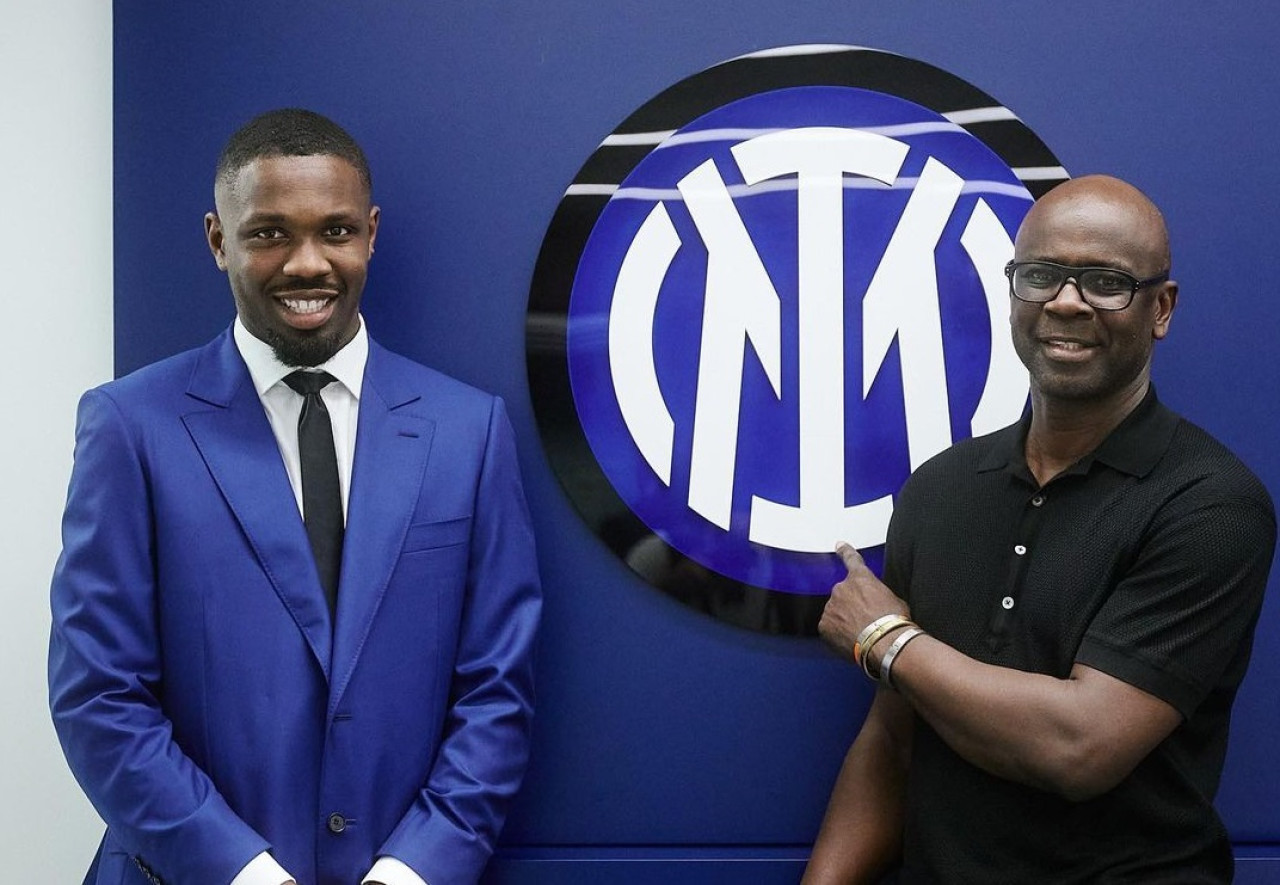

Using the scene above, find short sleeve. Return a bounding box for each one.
[1076,490,1276,718]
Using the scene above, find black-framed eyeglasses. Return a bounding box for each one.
[1004,260,1169,311]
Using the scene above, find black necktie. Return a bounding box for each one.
[283,370,343,615]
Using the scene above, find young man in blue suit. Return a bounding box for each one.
[49,109,542,885]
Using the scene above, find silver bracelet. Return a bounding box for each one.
[880,627,925,688]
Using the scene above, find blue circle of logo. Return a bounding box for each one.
[565,85,1036,594]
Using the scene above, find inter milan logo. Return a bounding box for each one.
[527,46,1067,631]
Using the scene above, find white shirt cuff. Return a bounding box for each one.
[364,855,429,885]
[229,851,294,885]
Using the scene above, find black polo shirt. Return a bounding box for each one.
[884,387,1276,884]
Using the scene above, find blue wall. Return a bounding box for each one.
[115,2,1280,877]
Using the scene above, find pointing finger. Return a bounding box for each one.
[835,542,862,569]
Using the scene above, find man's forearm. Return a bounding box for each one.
[821,544,1181,802]
[804,691,912,885]
[886,636,1179,801]
[49,389,271,881]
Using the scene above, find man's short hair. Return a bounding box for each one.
[216,108,372,191]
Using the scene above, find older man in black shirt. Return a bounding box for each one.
[804,175,1275,883]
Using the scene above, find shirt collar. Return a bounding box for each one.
[233,316,368,400]
[978,384,1178,480]
[1087,384,1179,477]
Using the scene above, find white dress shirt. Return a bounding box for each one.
[233,317,365,521]
[229,317,428,885]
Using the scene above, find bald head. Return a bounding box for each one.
[1015,175,1171,276]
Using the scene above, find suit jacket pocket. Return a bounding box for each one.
[402,515,471,554]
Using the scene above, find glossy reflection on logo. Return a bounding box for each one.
[527,45,1066,635]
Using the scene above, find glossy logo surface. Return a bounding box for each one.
[528,46,1066,631]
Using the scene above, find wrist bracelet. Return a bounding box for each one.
[859,617,915,680]
[860,617,901,665]
[853,614,902,666]
[880,627,925,689]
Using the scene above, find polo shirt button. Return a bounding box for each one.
[327,812,347,834]
[1002,596,1015,610]
[1014,544,1027,555]
[1031,495,1045,507]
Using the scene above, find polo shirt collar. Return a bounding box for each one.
[977,384,1179,479]
[1087,384,1179,477]
[978,411,1030,474]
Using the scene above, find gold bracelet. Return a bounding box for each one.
[880,627,925,688]
[853,614,901,666]
[858,617,915,680]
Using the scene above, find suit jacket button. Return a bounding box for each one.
[327,812,347,833]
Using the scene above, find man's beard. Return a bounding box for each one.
[264,326,346,368]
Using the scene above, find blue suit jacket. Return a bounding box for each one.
[49,328,541,885]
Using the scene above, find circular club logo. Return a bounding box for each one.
[527,45,1066,634]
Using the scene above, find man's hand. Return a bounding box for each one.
[818,543,911,660]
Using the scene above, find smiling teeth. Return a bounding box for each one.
[283,298,330,314]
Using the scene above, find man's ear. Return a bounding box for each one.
[205,212,228,271]
[367,205,380,257]
[1152,281,1178,340]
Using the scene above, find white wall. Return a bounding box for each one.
[0,1,114,877]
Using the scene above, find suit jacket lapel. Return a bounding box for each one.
[181,330,334,678]
[329,341,435,716]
